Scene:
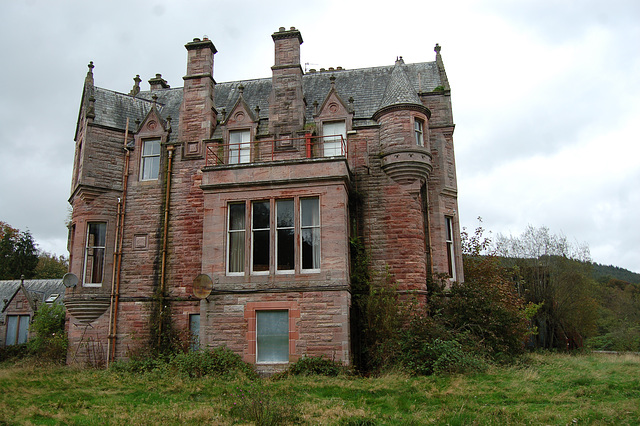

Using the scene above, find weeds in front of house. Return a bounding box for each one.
[2,352,639,425]
[227,381,300,425]
[285,355,350,377]
[109,346,257,379]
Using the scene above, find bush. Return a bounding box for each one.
[171,346,256,378]
[109,355,169,374]
[111,346,256,378]
[287,355,347,377]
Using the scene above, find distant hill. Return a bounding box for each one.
[592,262,640,284]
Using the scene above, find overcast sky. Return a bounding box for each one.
[1,0,638,273]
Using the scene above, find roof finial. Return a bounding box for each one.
[152,93,158,107]
[85,61,95,86]
[329,75,336,87]
[129,74,141,97]
[434,43,441,54]
[238,84,244,95]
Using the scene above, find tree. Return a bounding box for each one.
[496,225,598,349]
[35,251,69,278]
[0,221,39,279]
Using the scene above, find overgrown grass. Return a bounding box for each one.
[0,352,639,425]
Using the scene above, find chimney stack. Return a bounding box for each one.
[269,27,305,135]
[179,37,217,157]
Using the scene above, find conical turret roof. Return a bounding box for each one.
[378,57,421,110]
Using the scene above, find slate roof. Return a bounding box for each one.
[0,279,66,320]
[88,59,442,137]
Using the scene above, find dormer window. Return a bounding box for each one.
[414,119,424,146]
[229,130,251,164]
[141,139,161,180]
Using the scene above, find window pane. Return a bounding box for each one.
[143,139,160,155]
[5,316,17,346]
[302,228,320,270]
[229,203,245,230]
[277,228,294,270]
[256,310,289,363]
[253,201,270,229]
[229,231,245,273]
[277,199,294,228]
[253,230,270,272]
[301,198,319,227]
[17,315,29,344]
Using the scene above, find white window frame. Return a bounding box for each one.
[322,121,346,157]
[251,200,270,275]
[301,197,321,272]
[414,119,424,147]
[276,199,295,274]
[141,139,161,180]
[229,129,251,164]
[83,222,106,287]
[256,310,289,364]
[445,216,456,281]
[227,202,246,275]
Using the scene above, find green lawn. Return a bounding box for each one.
[1,352,638,425]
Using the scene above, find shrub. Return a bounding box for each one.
[26,303,68,363]
[287,355,347,377]
[171,346,256,378]
[109,355,168,374]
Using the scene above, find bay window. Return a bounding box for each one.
[226,196,320,275]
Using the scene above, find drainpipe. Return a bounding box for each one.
[107,118,130,367]
[158,145,175,341]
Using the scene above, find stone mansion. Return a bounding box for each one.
[64,27,463,372]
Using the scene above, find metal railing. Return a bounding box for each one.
[205,134,346,167]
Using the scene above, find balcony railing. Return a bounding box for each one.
[205,134,346,167]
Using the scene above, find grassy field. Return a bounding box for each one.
[1,352,639,425]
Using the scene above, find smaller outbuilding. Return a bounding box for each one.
[0,279,65,347]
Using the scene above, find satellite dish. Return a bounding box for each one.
[192,274,213,299]
[62,273,79,288]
